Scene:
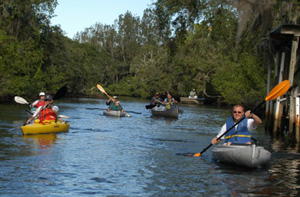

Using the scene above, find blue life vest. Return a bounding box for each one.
[224,117,251,144]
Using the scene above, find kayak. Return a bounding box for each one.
[212,144,271,168]
[103,110,130,117]
[180,97,205,104]
[21,121,69,135]
[151,105,179,118]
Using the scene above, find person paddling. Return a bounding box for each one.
[211,104,262,145]
[106,96,124,112]
[26,95,59,124]
[163,92,178,110]
[30,92,46,112]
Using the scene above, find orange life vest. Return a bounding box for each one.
[39,107,57,123]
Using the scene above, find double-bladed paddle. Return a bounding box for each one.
[14,86,69,124]
[182,80,291,157]
[14,96,70,119]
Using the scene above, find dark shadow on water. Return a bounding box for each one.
[213,160,271,171]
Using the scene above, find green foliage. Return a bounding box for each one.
[212,53,266,105]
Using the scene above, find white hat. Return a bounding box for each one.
[39,92,46,96]
[113,96,118,99]
[52,106,59,112]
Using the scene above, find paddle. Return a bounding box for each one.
[15,86,69,124]
[96,84,113,100]
[18,99,70,119]
[14,96,29,105]
[186,80,291,157]
[96,84,131,117]
[145,104,156,109]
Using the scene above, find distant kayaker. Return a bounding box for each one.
[30,92,46,111]
[163,92,178,110]
[151,92,163,106]
[106,96,124,111]
[26,94,59,124]
[211,104,262,145]
[188,89,198,99]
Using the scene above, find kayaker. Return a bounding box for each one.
[151,92,163,106]
[106,96,124,111]
[163,92,178,110]
[26,94,59,124]
[145,92,163,109]
[188,89,198,99]
[30,92,46,111]
[211,104,262,145]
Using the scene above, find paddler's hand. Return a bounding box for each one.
[245,110,252,118]
[211,137,220,144]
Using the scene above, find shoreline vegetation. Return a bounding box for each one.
[1,1,299,107]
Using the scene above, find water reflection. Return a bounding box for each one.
[23,134,57,149]
[150,116,178,124]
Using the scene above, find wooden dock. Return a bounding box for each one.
[265,24,300,142]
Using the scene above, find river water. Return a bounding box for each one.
[0,98,300,197]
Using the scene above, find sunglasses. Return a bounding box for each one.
[233,111,243,114]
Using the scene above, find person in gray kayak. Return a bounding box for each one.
[106,96,124,111]
[211,104,262,145]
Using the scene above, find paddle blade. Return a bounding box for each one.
[58,115,70,119]
[96,84,107,94]
[14,96,29,104]
[265,80,290,101]
[176,152,202,157]
[193,153,201,157]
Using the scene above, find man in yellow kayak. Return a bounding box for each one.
[211,104,262,145]
[30,92,46,109]
[26,95,59,124]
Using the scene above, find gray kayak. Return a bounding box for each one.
[103,110,130,117]
[151,105,179,118]
[212,144,271,168]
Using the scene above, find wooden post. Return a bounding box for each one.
[295,90,300,142]
[288,36,299,134]
[265,55,272,122]
[273,52,286,134]
[266,63,271,111]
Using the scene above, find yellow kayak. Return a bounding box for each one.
[21,120,69,135]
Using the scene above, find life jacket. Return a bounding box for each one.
[39,107,57,123]
[34,100,46,108]
[224,117,251,144]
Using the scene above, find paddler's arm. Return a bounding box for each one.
[245,110,262,125]
[211,124,226,144]
[25,106,42,124]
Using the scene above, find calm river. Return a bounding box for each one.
[0,98,300,196]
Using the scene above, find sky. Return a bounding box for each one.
[51,0,154,38]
